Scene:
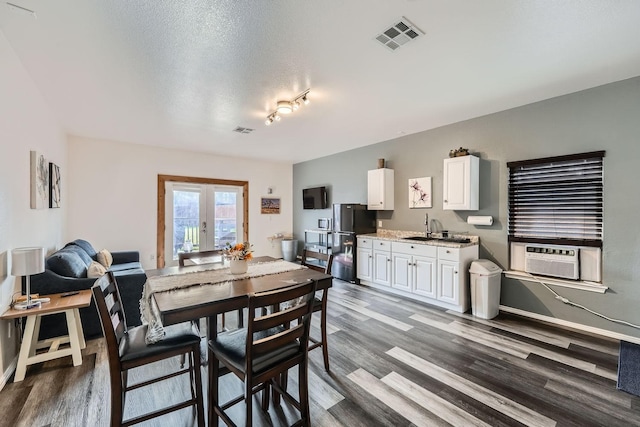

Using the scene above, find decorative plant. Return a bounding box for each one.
[223,242,253,261]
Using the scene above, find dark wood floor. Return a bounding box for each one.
[1,279,639,427]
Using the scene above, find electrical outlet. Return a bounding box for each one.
[149,254,155,260]
[378,220,383,227]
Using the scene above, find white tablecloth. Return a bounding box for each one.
[140,259,304,343]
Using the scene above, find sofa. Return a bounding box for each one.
[27,239,147,339]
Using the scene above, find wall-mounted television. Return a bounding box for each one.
[303,186,328,209]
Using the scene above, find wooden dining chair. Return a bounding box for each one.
[301,249,334,372]
[92,272,205,427]
[208,280,317,427]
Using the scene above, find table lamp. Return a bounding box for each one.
[11,247,45,310]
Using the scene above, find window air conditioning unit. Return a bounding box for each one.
[524,244,580,280]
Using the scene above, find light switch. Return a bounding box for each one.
[378,220,383,227]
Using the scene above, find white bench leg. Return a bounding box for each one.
[14,315,38,382]
[65,309,83,366]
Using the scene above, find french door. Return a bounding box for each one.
[163,181,244,266]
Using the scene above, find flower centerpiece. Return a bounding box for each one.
[223,242,253,274]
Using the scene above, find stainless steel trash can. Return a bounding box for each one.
[469,260,502,319]
[281,239,298,262]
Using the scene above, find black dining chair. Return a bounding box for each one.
[301,249,334,372]
[92,271,205,427]
[208,280,317,427]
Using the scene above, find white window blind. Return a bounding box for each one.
[508,151,604,248]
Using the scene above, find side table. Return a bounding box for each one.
[0,290,92,382]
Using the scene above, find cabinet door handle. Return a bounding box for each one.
[444,199,448,203]
[454,271,458,274]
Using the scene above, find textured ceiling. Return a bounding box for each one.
[2,1,640,163]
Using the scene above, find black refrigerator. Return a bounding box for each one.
[332,204,376,283]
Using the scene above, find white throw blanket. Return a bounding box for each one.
[140,259,305,343]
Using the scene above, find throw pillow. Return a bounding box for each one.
[97,249,113,268]
[87,261,107,278]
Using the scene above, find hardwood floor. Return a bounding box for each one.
[2,279,638,426]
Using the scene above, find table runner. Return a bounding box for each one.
[140,259,305,343]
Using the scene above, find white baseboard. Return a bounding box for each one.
[0,356,18,391]
[500,305,640,346]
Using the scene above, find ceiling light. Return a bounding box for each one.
[265,89,310,125]
[276,101,293,114]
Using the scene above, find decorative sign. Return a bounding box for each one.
[261,197,280,214]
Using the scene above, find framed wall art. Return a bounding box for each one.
[408,177,432,208]
[30,150,49,209]
[261,197,280,214]
[49,162,61,208]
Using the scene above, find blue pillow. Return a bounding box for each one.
[66,239,97,258]
[47,250,88,278]
[62,244,93,267]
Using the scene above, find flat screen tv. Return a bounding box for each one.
[303,186,328,209]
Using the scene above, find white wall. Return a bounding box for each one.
[0,31,67,383]
[67,137,293,268]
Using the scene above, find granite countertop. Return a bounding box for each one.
[358,229,479,248]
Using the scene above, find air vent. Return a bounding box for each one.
[375,17,424,51]
[233,126,254,134]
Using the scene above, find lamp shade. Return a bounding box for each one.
[11,247,45,276]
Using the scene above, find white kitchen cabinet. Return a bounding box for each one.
[391,242,437,298]
[360,239,478,313]
[372,239,392,287]
[356,237,373,282]
[368,168,394,210]
[443,155,479,210]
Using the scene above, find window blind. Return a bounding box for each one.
[508,151,604,248]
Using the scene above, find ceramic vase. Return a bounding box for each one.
[229,259,248,274]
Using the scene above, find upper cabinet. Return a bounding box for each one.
[368,168,394,210]
[443,155,479,210]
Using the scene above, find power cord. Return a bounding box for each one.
[9,291,21,309]
[523,272,640,330]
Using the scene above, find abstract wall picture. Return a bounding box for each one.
[409,177,432,208]
[30,151,49,209]
[49,162,61,208]
[261,197,280,214]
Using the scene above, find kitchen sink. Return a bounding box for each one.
[402,236,471,244]
[402,236,434,242]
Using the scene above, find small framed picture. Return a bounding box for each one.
[409,177,432,208]
[261,197,280,214]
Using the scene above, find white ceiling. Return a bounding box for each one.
[2,1,640,163]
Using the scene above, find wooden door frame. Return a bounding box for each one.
[157,174,249,268]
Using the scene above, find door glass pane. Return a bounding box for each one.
[173,190,200,259]
[214,191,237,248]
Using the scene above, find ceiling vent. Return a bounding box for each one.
[375,17,424,51]
[233,126,254,134]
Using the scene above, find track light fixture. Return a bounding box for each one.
[265,89,310,125]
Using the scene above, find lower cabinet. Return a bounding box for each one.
[372,240,392,287]
[356,237,373,282]
[392,242,437,297]
[357,237,478,312]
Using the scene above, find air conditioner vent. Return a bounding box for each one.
[375,17,424,51]
[233,126,254,134]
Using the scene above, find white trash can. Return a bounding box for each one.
[469,260,502,319]
[281,239,298,262]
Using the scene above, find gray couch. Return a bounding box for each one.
[28,239,147,339]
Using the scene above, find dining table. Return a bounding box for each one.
[145,256,333,338]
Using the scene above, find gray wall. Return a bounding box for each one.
[293,76,640,339]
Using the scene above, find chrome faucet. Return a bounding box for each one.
[424,213,431,238]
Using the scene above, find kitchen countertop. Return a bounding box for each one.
[357,229,479,248]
